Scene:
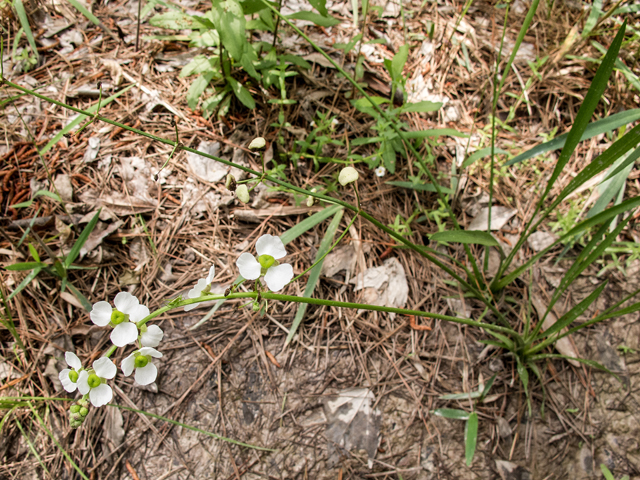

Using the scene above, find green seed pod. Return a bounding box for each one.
[79,407,89,417]
[70,405,80,414]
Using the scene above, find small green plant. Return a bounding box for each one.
[4,212,101,311]
[600,464,630,480]
[617,345,636,355]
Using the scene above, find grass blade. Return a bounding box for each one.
[287,209,344,345]
[66,0,101,25]
[540,21,627,205]
[111,404,274,451]
[462,146,508,169]
[280,204,342,245]
[65,281,94,312]
[432,408,470,420]
[0,285,26,351]
[505,109,640,166]
[430,230,499,247]
[386,181,453,194]
[12,0,38,61]
[64,211,100,268]
[40,84,134,155]
[14,418,50,475]
[7,267,41,302]
[464,412,478,466]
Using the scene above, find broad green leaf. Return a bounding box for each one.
[462,146,509,169]
[216,3,247,61]
[180,55,215,78]
[287,208,344,345]
[352,96,389,110]
[308,0,328,16]
[149,11,195,30]
[187,72,215,110]
[506,109,640,166]
[432,408,470,420]
[227,77,255,109]
[41,84,134,155]
[400,101,442,113]
[4,262,45,271]
[11,190,62,208]
[430,230,499,247]
[465,413,478,466]
[64,211,101,268]
[390,44,409,82]
[240,0,278,14]
[285,11,340,27]
[27,243,40,262]
[385,181,453,194]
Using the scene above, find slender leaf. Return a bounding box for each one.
[400,101,442,113]
[11,189,62,208]
[439,391,483,401]
[66,281,94,312]
[390,44,409,82]
[15,418,50,475]
[285,11,340,26]
[506,109,640,166]
[386,181,453,194]
[526,354,616,377]
[464,412,478,466]
[7,268,41,301]
[41,84,134,155]
[280,205,342,245]
[287,209,344,345]
[432,408,470,420]
[479,374,497,401]
[4,262,45,271]
[430,230,499,247]
[581,0,602,38]
[462,146,509,169]
[404,129,467,139]
[64,211,100,268]
[227,77,255,109]
[308,0,328,16]
[67,0,101,25]
[13,0,38,60]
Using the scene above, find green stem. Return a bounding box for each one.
[104,345,117,359]
[136,292,515,335]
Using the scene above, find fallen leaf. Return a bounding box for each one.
[531,292,580,367]
[527,231,559,252]
[79,220,123,259]
[468,206,517,231]
[351,257,408,317]
[54,174,73,202]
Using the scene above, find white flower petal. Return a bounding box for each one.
[140,325,163,348]
[114,292,139,314]
[187,279,208,299]
[139,347,162,358]
[206,265,215,283]
[128,304,150,323]
[264,263,294,292]
[121,353,136,376]
[110,323,138,347]
[255,234,287,259]
[89,384,113,407]
[135,363,157,385]
[93,357,117,379]
[184,303,197,312]
[236,253,261,280]
[90,301,112,326]
[65,352,82,370]
[59,369,77,392]
[77,370,90,395]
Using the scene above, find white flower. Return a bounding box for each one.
[236,184,250,203]
[140,324,164,347]
[375,166,386,177]
[236,234,294,292]
[121,347,163,385]
[90,292,149,347]
[59,352,82,393]
[184,265,216,312]
[77,357,116,407]
[248,137,266,150]
[331,118,340,129]
[339,166,359,186]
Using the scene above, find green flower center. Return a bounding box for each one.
[134,355,149,368]
[68,370,79,383]
[258,254,276,270]
[110,310,128,325]
[87,374,101,388]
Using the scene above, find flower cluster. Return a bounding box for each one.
[58,234,293,428]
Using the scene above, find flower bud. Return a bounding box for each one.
[248,137,266,150]
[236,184,250,204]
[306,195,314,207]
[339,166,359,186]
[225,174,237,192]
[80,407,89,417]
[70,405,80,414]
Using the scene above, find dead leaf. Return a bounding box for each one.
[321,245,357,277]
[186,141,248,184]
[103,407,125,454]
[324,388,381,468]
[468,206,517,231]
[351,257,408,318]
[54,174,73,202]
[527,231,559,252]
[83,136,100,163]
[79,220,123,259]
[60,291,84,310]
[495,460,532,480]
[531,292,580,367]
[101,58,123,86]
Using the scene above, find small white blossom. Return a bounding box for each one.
[248,137,266,150]
[140,325,164,347]
[59,352,82,393]
[339,166,359,186]
[121,347,163,385]
[375,166,386,177]
[90,292,149,347]
[77,357,116,407]
[236,234,293,292]
[184,265,215,312]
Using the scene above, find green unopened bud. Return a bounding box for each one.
[68,370,79,383]
[225,174,237,192]
[79,407,89,417]
[248,137,266,150]
[134,355,149,368]
[236,184,250,204]
[306,196,314,207]
[110,310,127,325]
[87,373,101,388]
[252,301,261,312]
[70,405,80,414]
[339,166,359,186]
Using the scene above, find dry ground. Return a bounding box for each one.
[1,0,640,478]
